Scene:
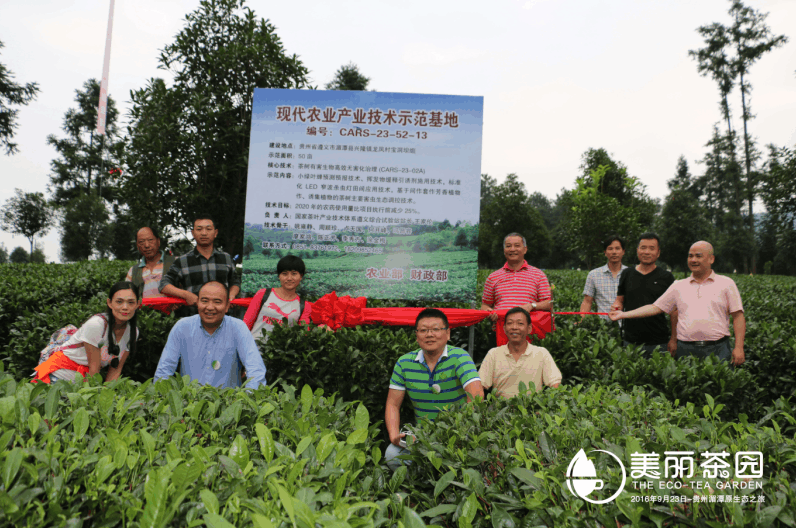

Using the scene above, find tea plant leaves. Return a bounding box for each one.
[200,489,220,515]
[434,469,456,498]
[255,423,275,463]
[2,447,22,489]
[141,468,170,528]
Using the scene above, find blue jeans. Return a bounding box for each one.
[624,341,669,358]
[676,339,732,362]
[385,443,411,471]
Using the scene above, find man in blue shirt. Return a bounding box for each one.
[154,281,267,389]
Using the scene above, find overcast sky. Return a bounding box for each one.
[1,0,794,261]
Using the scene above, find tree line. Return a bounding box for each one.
[0,0,793,274]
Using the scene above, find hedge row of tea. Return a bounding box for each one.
[1,262,795,423]
[2,261,796,525]
[2,367,795,527]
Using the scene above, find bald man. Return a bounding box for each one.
[609,241,745,365]
[125,227,175,299]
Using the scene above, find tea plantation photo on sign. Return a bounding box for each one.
[1,261,795,527]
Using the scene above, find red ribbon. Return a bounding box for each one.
[141,295,607,345]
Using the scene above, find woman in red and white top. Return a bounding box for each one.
[244,255,312,340]
[34,281,142,383]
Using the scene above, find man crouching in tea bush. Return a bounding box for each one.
[154,281,267,389]
[479,306,561,397]
[384,308,484,470]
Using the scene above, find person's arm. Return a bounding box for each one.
[237,324,267,389]
[154,324,184,381]
[464,380,484,402]
[580,295,594,321]
[522,299,552,313]
[730,310,745,366]
[667,308,679,356]
[543,350,562,389]
[160,284,199,306]
[229,285,240,301]
[83,342,102,377]
[529,274,554,313]
[611,295,624,312]
[457,354,484,401]
[385,389,405,446]
[159,260,199,305]
[609,304,664,321]
[478,352,494,391]
[125,267,134,282]
[481,276,499,322]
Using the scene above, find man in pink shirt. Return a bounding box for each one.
[609,241,745,365]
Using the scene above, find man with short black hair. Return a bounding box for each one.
[481,232,552,322]
[384,308,483,470]
[610,241,744,365]
[154,281,267,389]
[125,226,175,299]
[580,235,627,321]
[612,233,677,357]
[159,215,240,305]
[479,307,561,398]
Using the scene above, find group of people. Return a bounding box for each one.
[31,222,745,469]
[580,233,745,365]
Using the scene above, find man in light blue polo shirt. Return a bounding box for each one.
[580,235,627,321]
[154,281,267,389]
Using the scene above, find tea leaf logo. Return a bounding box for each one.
[566,448,627,504]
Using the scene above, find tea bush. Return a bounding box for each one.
[399,383,796,527]
[2,264,795,427]
[2,363,794,527]
[0,365,426,527]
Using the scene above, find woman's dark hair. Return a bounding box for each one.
[105,281,141,359]
[277,255,306,276]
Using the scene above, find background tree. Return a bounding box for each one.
[47,79,123,206]
[728,0,787,267]
[9,246,28,264]
[59,194,111,262]
[0,188,54,255]
[689,0,787,273]
[562,163,656,269]
[325,62,371,91]
[478,173,552,269]
[760,144,796,275]
[30,243,46,264]
[578,148,633,205]
[0,243,8,264]
[0,39,39,155]
[656,157,713,270]
[123,0,310,256]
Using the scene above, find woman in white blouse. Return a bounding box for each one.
[34,281,142,383]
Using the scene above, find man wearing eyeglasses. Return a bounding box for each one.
[384,308,484,470]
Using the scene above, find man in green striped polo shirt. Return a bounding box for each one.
[385,308,484,470]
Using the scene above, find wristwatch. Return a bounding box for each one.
[531,302,537,311]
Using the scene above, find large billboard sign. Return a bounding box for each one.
[242,89,483,302]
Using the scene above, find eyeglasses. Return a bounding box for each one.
[416,327,448,336]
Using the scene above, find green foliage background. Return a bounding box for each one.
[1,261,796,526]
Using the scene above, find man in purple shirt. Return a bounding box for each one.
[609,241,745,365]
